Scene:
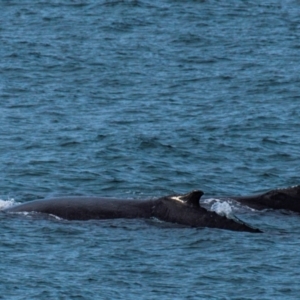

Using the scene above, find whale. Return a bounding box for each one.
[3,190,261,233]
[230,185,300,212]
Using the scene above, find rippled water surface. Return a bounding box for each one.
[1,0,300,299]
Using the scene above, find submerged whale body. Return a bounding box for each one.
[3,190,260,233]
[231,185,300,212]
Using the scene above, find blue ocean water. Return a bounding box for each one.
[1,0,300,299]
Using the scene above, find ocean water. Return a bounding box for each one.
[1,0,300,299]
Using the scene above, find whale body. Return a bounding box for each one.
[231,185,300,212]
[3,190,260,233]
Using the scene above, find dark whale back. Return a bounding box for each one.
[4,197,155,220]
[232,185,300,212]
[3,190,261,232]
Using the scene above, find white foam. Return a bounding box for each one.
[0,198,18,210]
[210,201,233,218]
[15,211,30,216]
[202,198,219,205]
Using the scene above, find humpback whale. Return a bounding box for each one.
[3,190,260,233]
[231,185,300,213]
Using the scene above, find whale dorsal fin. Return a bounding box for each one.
[179,190,204,207]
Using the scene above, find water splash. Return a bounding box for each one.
[0,198,17,210]
[211,201,233,218]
